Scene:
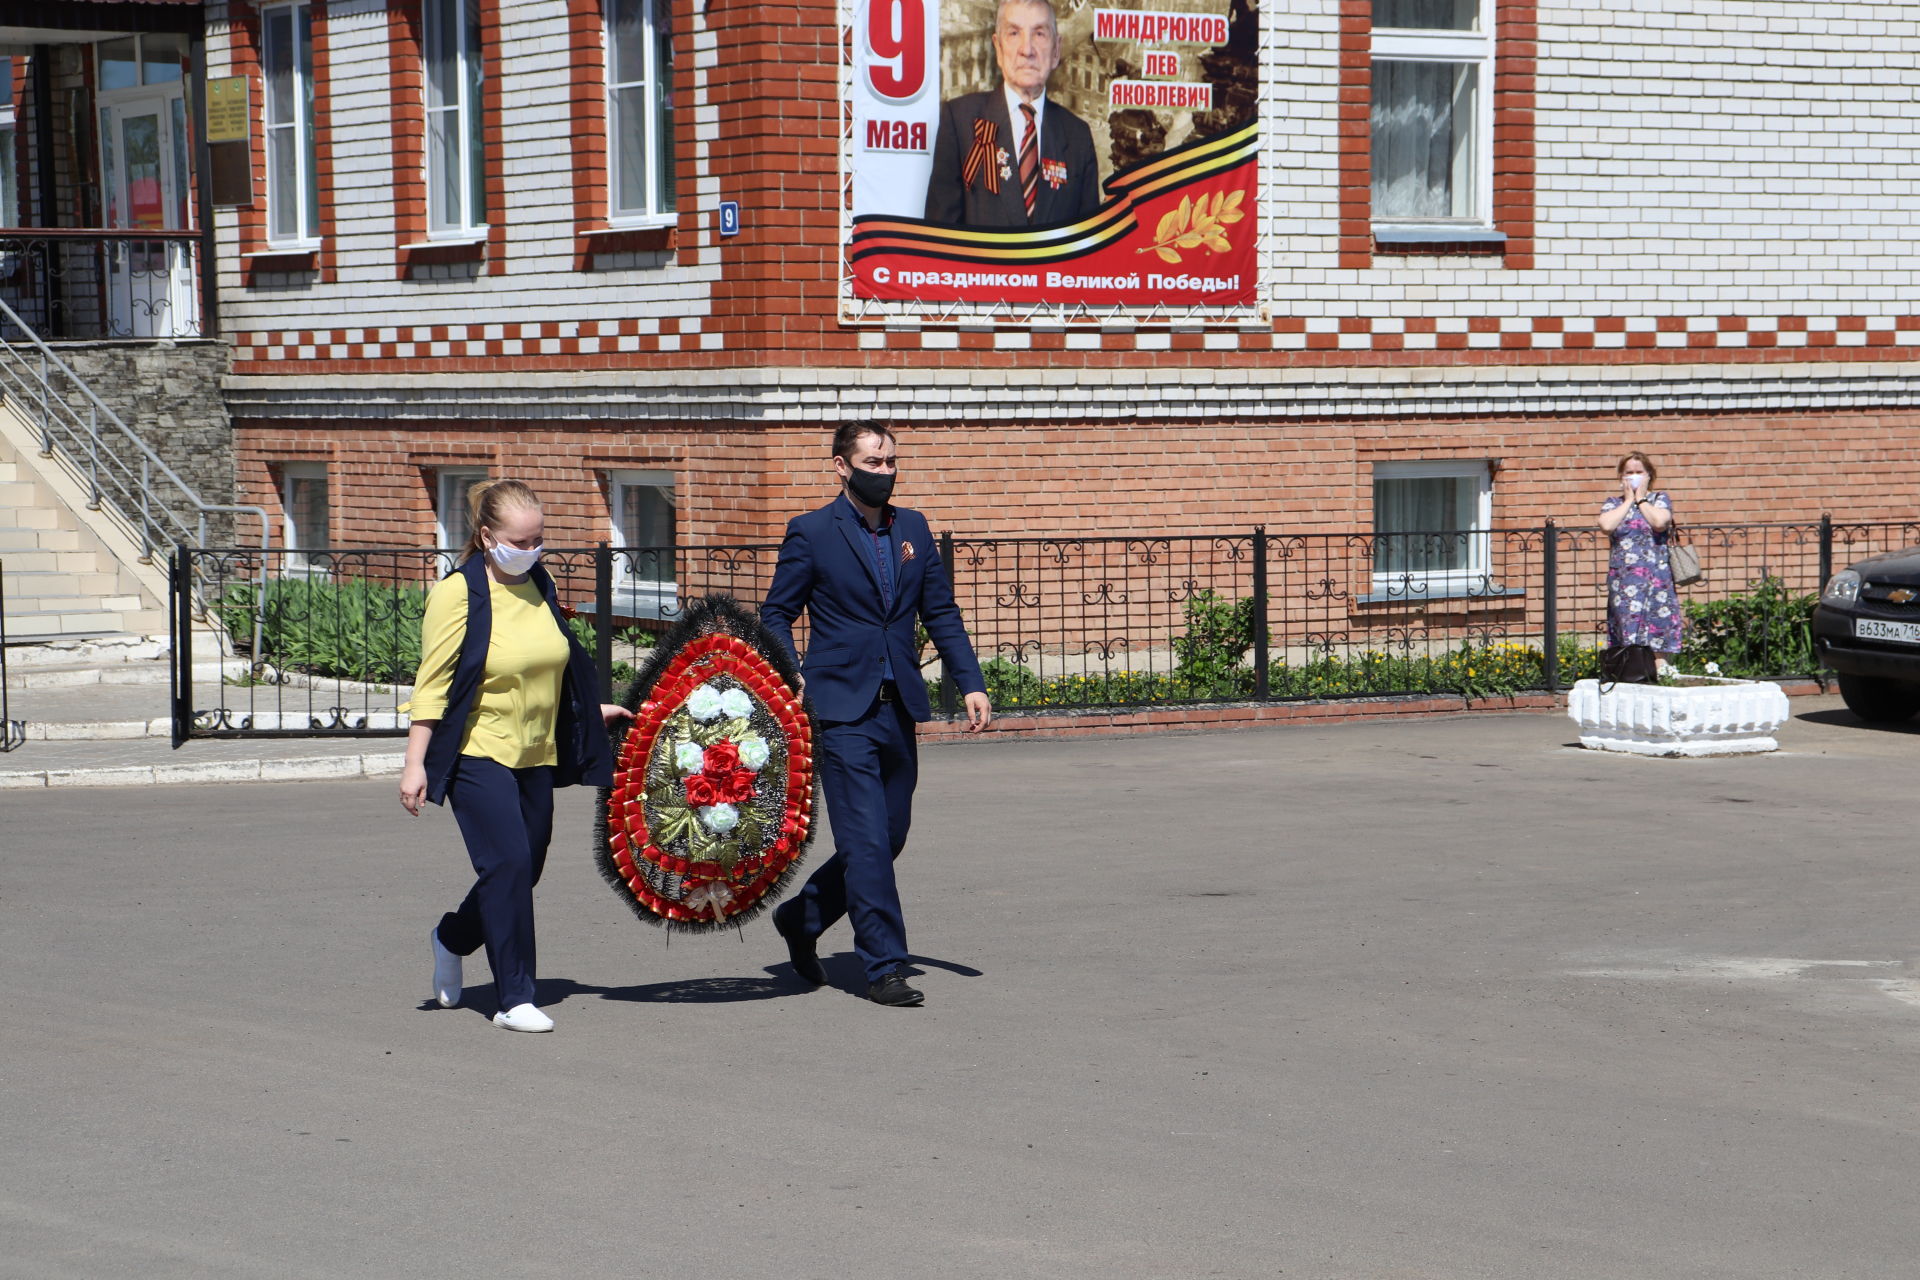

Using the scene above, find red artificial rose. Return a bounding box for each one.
[685,774,719,807]
[722,768,757,803]
[703,740,741,774]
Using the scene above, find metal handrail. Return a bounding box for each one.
[1,559,22,751]
[0,226,201,241]
[0,294,269,561]
[0,294,269,652]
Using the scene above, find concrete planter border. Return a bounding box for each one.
[1567,675,1791,757]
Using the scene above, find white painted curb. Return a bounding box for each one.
[0,752,406,789]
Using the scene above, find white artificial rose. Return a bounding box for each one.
[736,734,771,772]
[687,683,724,722]
[674,742,706,775]
[699,803,739,833]
[719,687,754,720]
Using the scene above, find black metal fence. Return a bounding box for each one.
[0,231,204,341]
[169,518,1920,742]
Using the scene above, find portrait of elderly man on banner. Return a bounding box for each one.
[923,0,1101,227]
[847,0,1259,309]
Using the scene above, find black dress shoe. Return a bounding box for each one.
[866,972,924,1007]
[773,906,826,986]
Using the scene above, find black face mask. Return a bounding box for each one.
[844,466,896,508]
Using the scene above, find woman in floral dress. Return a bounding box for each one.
[1597,451,1684,662]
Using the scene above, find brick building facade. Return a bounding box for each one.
[208,0,1920,572]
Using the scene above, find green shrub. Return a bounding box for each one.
[1555,635,1603,684]
[218,579,657,687]
[1173,588,1264,692]
[569,618,658,690]
[219,577,427,684]
[1680,576,1817,678]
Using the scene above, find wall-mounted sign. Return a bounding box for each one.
[206,76,250,143]
[719,200,741,237]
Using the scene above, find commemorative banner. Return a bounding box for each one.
[596,597,818,932]
[848,0,1258,310]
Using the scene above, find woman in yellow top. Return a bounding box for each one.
[399,480,629,1033]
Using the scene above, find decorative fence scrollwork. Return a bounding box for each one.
[168,518,1902,740]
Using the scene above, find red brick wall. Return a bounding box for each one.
[235,407,1920,551]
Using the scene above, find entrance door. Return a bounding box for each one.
[99,95,196,337]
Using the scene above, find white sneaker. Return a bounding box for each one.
[430,929,462,1009]
[492,1003,554,1033]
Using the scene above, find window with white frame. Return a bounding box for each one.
[608,470,677,618]
[263,2,320,244]
[1370,0,1492,226]
[606,0,676,223]
[434,467,488,555]
[1371,460,1492,597]
[280,462,331,574]
[424,0,485,235]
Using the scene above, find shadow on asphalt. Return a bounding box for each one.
[1794,708,1920,735]
[526,951,986,1005]
[540,974,793,1004]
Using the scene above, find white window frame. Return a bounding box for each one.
[423,0,486,238]
[1369,459,1494,598]
[433,466,488,558]
[280,461,331,576]
[1370,1,1495,229]
[607,469,678,619]
[263,1,320,247]
[604,0,676,226]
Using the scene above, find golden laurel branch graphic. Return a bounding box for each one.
[1138,190,1247,264]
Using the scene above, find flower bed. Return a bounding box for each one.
[979,639,1605,710]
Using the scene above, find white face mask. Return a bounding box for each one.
[1625,473,1646,490]
[486,542,542,575]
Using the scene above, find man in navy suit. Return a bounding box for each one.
[923,0,1102,227]
[761,423,992,1007]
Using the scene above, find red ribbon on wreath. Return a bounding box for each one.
[961,118,1000,194]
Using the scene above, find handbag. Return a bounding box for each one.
[1599,644,1658,687]
[1669,542,1703,588]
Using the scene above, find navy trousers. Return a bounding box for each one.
[437,756,555,1011]
[782,695,918,983]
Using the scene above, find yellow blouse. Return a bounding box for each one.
[408,573,571,769]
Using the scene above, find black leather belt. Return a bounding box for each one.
[877,681,899,704]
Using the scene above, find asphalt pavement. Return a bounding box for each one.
[5,699,1920,1279]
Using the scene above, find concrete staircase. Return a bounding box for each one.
[0,426,169,644]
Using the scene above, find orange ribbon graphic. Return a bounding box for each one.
[961,118,1001,194]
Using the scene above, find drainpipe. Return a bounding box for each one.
[31,47,56,228]
[189,31,218,338]
[31,46,61,336]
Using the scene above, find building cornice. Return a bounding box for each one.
[223,360,1920,424]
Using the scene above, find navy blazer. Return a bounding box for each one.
[760,498,986,723]
[420,554,614,805]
